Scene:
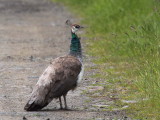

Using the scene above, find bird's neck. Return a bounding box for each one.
[69,32,82,59]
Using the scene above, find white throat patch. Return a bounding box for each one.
[71,26,78,33]
[77,64,84,83]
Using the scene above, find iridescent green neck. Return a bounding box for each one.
[69,32,82,58]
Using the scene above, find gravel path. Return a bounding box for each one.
[0,0,127,119]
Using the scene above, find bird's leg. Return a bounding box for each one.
[59,97,63,109]
[63,94,68,110]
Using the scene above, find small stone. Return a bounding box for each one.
[122,100,138,103]
[123,116,128,120]
[92,104,109,108]
[23,116,27,120]
[95,118,105,120]
[87,86,104,92]
[30,55,33,61]
[92,92,101,96]
[122,105,129,109]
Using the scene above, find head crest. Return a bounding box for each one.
[66,20,72,26]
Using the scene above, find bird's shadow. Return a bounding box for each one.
[39,108,79,112]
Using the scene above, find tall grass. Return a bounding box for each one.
[53,0,160,119]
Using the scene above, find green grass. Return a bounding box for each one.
[53,0,160,119]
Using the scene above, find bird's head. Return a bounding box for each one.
[66,20,84,33]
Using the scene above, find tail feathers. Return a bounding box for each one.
[24,100,48,111]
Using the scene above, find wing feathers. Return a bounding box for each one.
[24,55,82,111]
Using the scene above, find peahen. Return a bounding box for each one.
[24,20,84,111]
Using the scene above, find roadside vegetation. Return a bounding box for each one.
[53,0,160,119]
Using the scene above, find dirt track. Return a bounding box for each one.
[0,0,127,120]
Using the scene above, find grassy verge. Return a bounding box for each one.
[53,0,160,119]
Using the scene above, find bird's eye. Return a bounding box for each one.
[75,25,80,29]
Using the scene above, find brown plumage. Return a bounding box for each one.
[24,20,84,111]
[24,55,82,111]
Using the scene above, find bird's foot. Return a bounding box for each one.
[59,107,63,110]
[64,107,68,110]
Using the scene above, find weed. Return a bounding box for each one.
[53,0,160,119]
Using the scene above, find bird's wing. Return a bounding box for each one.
[24,64,56,111]
[24,55,82,111]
